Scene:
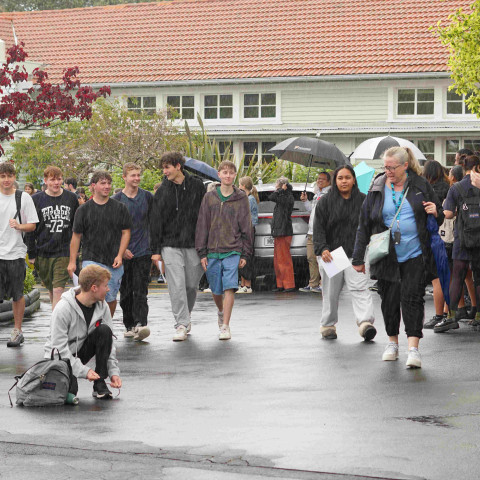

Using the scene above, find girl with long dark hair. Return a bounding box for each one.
[313,165,376,341]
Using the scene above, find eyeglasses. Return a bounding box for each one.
[381,165,404,173]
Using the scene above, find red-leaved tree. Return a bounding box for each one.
[0,42,110,156]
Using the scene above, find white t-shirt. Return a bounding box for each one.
[0,190,39,260]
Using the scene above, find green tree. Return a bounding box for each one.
[1,0,153,12]
[434,1,480,116]
[11,97,185,184]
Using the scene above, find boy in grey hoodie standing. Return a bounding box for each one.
[44,264,122,399]
[196,161,253,340]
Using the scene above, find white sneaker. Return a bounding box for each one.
[382,342,399,361]
[406,347,422,368]
[7,328,24,347]
[173,325,188,342]
[134,325,150,341]
[219,325,231,340]
[217,311,224,328]
[124,328,135,338]
[236,286,252,294]
[203,288,212,293]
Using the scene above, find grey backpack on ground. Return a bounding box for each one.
[9,349,72,407]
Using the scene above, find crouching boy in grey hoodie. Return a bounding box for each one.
[44,264,122,399]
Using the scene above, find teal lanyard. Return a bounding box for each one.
[391,174,408,214]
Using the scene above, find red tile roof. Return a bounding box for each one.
[0,0,471,84]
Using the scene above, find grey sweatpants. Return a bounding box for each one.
[318,258,375,327]
[161,247,204,328]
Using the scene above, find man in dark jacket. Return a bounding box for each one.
[150,152,206,342]
[269,177,295,292]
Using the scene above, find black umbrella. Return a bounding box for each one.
[269,137,350,188]
[183,157,220,182]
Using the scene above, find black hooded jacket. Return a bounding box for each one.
[313,187,366,257]
[150,171,205,253]
[431,180,450,204]
[269,184,294,237]
[352,170,444,282]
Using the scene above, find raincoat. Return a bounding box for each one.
[150,171,206,253]
[352,170,444,282]
[269,184,294,237]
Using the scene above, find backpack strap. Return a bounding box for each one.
[8,378,20,407]
[50,348,62,361]
[13,190,22,224]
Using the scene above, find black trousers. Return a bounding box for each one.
[70,324,113,394]
[119,255,151,329]
[449,253,480,312]
[377,255,426,339]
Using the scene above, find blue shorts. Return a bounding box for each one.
[206,255,240,295]
[82,260,124,303]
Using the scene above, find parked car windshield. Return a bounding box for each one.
[257,190,314,214]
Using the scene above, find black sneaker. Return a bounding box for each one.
[455,307,469,321]
[466,306,477,320]
[424,314,445,329]
[271,287,284,292]
[434,316,459,333]
[92,380,112,400]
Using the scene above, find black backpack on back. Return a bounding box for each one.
[454,182,480,249]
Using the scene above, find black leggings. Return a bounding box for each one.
[449,259,480,312]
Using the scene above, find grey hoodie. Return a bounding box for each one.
[44,287,120,379]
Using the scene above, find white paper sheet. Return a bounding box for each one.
[72,273,79,287]
[318,246,351,278]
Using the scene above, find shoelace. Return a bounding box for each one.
[105,383,121,398]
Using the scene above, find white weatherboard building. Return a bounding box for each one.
[1,0,478,167]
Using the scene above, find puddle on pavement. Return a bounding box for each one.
[398,412,480,429]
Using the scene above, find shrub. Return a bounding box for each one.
[24,268,36,295]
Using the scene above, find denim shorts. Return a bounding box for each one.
[206,255,240,295]
[82,260,124,302]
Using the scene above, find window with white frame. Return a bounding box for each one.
[243,93,276,119]
[243,141,277,166]
[447,91,474,115]
[166,95,195,119]
[397,89,434,115]
[464,139,480,152]
[127,96,156,114]
[446,139,460,166]
[243,142,258,166]
[204,95,233,120]
[262,141,277,163]
[406,139,435,162]
[216,141,233,161]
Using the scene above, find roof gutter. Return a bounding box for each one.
[87,71,452,89]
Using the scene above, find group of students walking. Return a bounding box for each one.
[1,145,479,400]
[0,154,254,398]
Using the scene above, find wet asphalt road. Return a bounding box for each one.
[0,286,479,480]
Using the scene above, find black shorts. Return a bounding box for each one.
[0,258,26,302]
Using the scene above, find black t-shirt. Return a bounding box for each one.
[73,198,132,266]
[75,297,95,329]
[26,190,79,258]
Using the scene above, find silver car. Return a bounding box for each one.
[253,183,315,288]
